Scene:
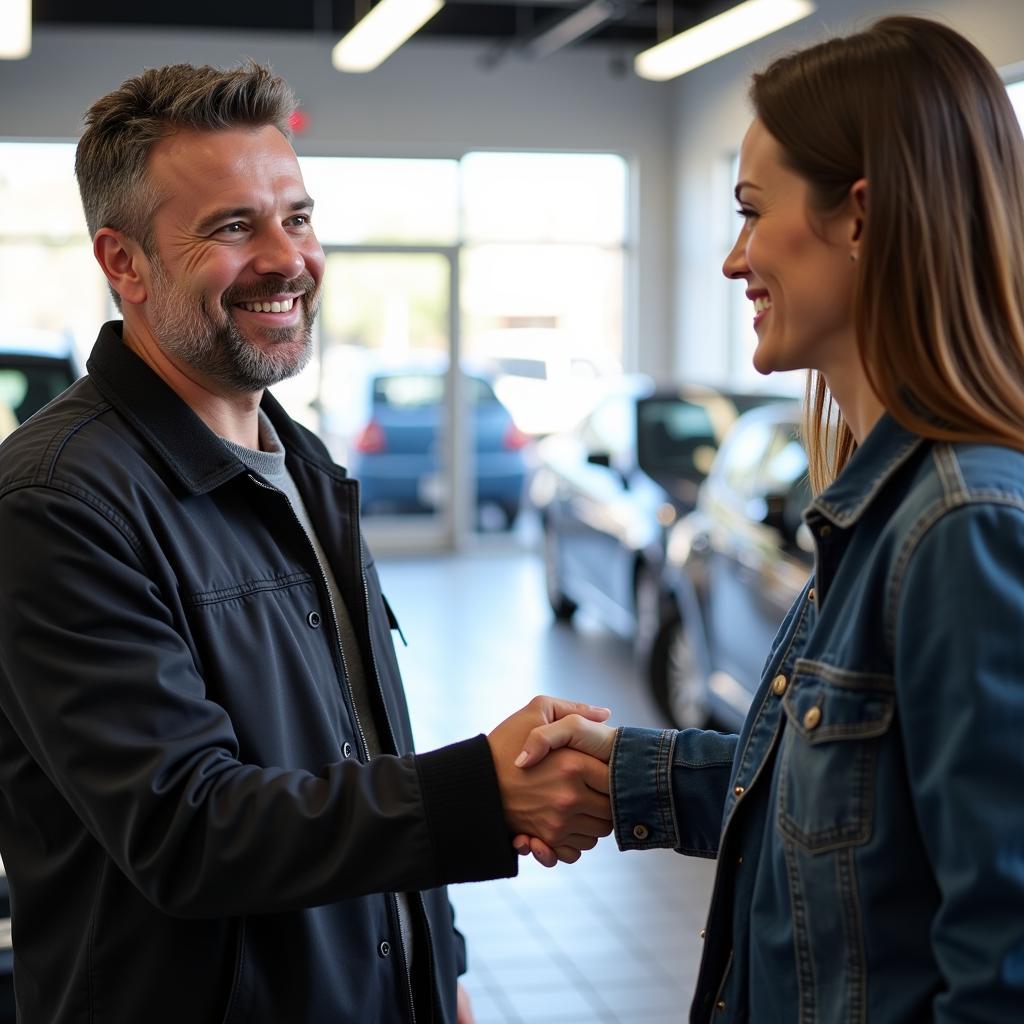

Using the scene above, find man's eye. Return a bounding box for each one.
[288,215,311,228]
[214,222,246,235]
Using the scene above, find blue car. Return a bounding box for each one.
[348,368,529,527]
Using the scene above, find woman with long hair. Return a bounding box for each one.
[515,16,1024,1021]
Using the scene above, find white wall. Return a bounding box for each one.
[669,0,1024,386]
[0,26,675,373]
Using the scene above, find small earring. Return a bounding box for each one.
[849,251,858,262]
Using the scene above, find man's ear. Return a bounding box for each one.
[93,228,150,306]
[849,177,868,247]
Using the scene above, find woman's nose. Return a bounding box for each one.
[722,232,749,280]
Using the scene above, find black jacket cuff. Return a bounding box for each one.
[415,735,518,886]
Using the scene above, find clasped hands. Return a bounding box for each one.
[487,696,617,869]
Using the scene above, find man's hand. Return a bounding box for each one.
[487,696,612,863]
[509,712,618,868]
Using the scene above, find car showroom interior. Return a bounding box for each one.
[2,1,1023,1022]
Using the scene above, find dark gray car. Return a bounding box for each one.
[650,401,813,730]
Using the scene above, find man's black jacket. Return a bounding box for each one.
[0,322,516,1023]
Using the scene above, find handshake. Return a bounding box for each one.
[486,696,617,869]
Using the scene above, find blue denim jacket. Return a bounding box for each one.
[611,414,1024,1022]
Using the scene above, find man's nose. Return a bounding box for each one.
[253,225,305,279]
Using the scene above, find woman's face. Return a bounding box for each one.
[723,118,860,378]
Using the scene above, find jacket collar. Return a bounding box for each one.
[807,412,924,529]
[86,320,333,495]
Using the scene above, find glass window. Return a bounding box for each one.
[1007,79,1024,128]
[461,152,626,245]
[298,157,458,245]
[718,417,775,501]
[637,398,716,480]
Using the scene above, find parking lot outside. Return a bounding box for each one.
[382,548,716,1024]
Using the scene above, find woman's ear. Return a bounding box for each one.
[849,177,868,246]
[93,228,150,306]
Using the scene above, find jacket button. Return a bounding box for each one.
[733,785,745,797]
[771,674,788,696]
[307,611,322,628]
[342,742,353,758]
[378,941,391,958]
[716,999,727,1011]
[699,928,706,939]
[807,587,816,603]
[803,706,822,730]
[632,823,650,840]
[819,525,832,538]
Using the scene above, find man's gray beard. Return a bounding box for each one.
[148,260,320,392]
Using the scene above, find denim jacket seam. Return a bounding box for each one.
[661,730,680,844]
[884,490,1024,659]
[791,659,895,690]
[663,733,679,843]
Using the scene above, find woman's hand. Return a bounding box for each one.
[510,714,617,867]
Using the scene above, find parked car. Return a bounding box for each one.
[347,365,529,526]
[0,330,82,429]
[650,401,813,730]
[531,377,787,658]
[472,328,620,437]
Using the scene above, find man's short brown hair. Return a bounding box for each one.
[75,61,297,253]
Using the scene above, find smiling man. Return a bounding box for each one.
[0,63,612,1024]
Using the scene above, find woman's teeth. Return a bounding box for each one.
[754,296,772,313]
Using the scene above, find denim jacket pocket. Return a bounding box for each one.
[777,662,895,853]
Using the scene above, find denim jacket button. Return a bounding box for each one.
[771,673,788,696]
[716,1000,727,1011]
[733,785,745,797]
[632,823,650,840]
[699,928,706,939]
[803,705,822,730]
[807,587,816,603]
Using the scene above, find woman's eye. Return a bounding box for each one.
[736,206,758,221]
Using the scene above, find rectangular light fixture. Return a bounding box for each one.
[332,0,444,73]
[635,0,815,81]
[0,0,31,60]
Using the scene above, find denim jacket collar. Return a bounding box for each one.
[807,412,924,530]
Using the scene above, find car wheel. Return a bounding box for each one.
[650,617,710,729]
[543,525,577,621]
[633,563,661,663]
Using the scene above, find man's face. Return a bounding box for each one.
[140,125,325,392]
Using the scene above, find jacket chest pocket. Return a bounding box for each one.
[777,663,895,853]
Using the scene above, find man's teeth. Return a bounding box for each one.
[240,298,295,313]
[753,296,772,313]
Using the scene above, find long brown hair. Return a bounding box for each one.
[750,16,1024,490]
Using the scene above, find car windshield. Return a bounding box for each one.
[637,399,717,480]
[372,373,497,408]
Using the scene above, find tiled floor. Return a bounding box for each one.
[379,548,716,1023]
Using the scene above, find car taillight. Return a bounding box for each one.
[355,419,386,454]
[503,423,529,451]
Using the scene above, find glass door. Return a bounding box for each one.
[313,246,469,552]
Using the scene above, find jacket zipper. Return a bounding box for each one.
[247,473,418,1024]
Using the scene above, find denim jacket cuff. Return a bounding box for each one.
[610,726,679,849]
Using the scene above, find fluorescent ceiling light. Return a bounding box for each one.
[0,0,31,60]
[332,0,443,73]
[635,0,815,81]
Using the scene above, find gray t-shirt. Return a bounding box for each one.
[221,411,415,971]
